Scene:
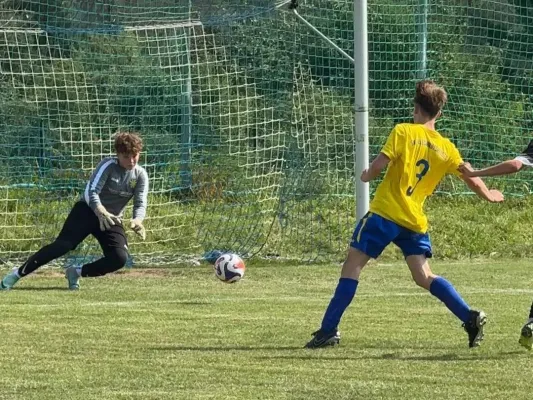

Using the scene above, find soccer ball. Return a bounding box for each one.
[214,253,245,283]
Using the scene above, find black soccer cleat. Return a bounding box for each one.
[304,329,340,349]
[521,139,533,158]
[517,140,533,166]
[518,321,533,350]
[462,310,487,348]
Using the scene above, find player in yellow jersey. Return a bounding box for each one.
[305,80,504,349]
[459,141,533,350]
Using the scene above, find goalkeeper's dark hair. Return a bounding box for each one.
[114,131,143,155]
[414,80,447,118]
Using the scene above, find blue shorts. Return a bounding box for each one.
[350,212,432,259]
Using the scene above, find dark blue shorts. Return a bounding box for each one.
[350,212,432,259]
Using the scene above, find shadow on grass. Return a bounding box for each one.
[149,345,304,352]
[376,350,525,361]
[254,350,526,362]
[10,286,67,291]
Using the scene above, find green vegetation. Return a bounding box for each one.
[0,1,532,261]
[1,4,533,399]
[1,190,533,263]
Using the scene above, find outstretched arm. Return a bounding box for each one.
[132,169,149,221]
[361,153,391,182]
[130,169,149,241]
[459,159,523,177]
[84,158,114,210]
[84,158,121,231]
[461,175,504,203]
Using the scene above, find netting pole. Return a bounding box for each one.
[416,0,428,79]
[178,0,193,190]
[354,0,369,221]
[180,28,193,190]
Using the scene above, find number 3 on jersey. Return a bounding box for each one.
[406,159,429,196]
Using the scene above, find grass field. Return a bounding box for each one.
[1,259,533,400]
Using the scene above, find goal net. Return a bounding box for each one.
[0,0,531,265]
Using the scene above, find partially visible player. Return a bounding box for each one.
[0,131,149,290]
[459,141,533,350]
[305,80,504,349]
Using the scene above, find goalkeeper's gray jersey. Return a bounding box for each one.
[82,157,149,220]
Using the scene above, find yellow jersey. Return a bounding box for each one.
[369,123,463,233]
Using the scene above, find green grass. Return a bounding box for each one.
[1,259,533,399]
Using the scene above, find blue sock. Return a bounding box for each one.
[429,276,470,323]
[320,278,358,332]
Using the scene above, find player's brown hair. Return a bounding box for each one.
[414,80,447,118]
[114,131,143,155]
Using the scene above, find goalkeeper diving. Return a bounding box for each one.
[0,131,149,290]
[459,140,533,350]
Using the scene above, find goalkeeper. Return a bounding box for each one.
[0,131,149,291]
[458,141,533,350]
[305,80,504,349]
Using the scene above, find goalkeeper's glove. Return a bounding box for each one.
[130,218,146,241]
[94,204,121,231]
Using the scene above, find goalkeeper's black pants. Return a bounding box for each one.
[18,201,129,278]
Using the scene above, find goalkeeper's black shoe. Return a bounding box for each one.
[304,329,340,349]
[518,320,533,350]
[462,310,487,348]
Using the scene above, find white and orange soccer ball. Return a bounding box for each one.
[213,253,245,283]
